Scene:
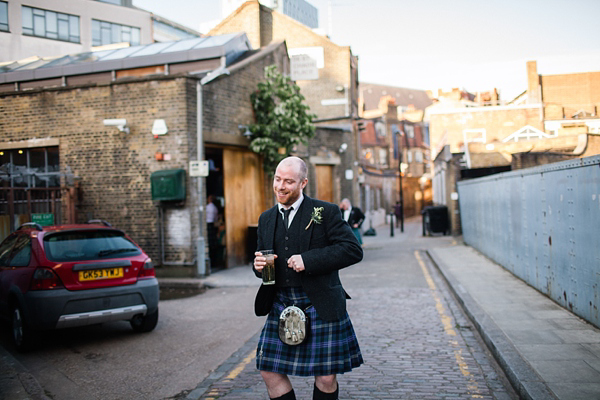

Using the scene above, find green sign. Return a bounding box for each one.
[32,213,54,226]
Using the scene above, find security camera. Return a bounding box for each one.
[103,119,127,127]
[103,119,129,134]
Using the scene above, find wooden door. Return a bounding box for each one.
[223,148,264,267]
[315,165,334,203]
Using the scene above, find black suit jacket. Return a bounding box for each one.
[254,195,363,321]
[345,207,365,228]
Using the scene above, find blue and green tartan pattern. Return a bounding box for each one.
[256,287,364,376]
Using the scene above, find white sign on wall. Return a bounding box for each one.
[288,47,324,68]
[291,54,318,81]
[189,160,209,177]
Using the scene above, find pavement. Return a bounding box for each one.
[2,219,600,400]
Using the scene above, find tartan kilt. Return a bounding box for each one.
[256,286,363,376]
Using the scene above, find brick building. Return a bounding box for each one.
[0,33,290,274]
[357,85,433,221]
[427,60,600,235]
[208,0,362,206]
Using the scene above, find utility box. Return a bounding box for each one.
[151,169,186,202]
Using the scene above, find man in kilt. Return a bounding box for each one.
[253,157,364,400]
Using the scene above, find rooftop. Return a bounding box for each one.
[0,33,251,87]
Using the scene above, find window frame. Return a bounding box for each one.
[0,146,61,189]
[21,5,80,43]
[9,234,32,267]
[0,1,8,32]
[92,18,141,46]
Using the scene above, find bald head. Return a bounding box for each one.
[276,156,308,181]
[273,157,308,206]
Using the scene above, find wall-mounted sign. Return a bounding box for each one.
[189,160,209,177]
[288,47,324,68]
[32,213,54,226]
[291,54,318,81]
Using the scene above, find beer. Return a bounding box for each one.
[261,250,276,285]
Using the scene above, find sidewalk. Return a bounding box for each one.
[427,242,600,400]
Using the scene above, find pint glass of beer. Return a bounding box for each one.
[260,250,276,285]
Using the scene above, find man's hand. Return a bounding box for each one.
[254,251,277,272]
[287,254,305,272]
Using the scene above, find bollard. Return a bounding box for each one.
[390,212,394,237]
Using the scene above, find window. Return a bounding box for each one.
[407,150,413,163]
[44,230,140,262]
[92,19,140,46]
[379,148,388,166]
[415,150,423,163]
[0,147,60,188]
[0,2,8,32]
[0,234,18,266]
[22,6,80,43]
[405,124,415,139]
[10,235,31,267]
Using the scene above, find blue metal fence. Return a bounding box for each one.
[457,155,600,328]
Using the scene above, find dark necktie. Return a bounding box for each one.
[283,207,293,231]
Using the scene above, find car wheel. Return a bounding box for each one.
[12,304,38,352]
[130,308,159,333]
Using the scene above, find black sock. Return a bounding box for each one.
[271,388,296,400]
[313,383,338,400]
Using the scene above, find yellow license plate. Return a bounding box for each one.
[79,268,124,281]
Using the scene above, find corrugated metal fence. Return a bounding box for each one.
[457,155,600,328]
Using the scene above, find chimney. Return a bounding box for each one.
[527,61,540,104]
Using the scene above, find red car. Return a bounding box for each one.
[0,220,159,351]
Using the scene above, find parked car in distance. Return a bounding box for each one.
[0,220,159,351]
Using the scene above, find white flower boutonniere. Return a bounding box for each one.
[305,207,324,230]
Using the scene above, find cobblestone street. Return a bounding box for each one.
[182,223,516,400]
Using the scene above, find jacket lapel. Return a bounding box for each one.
[299,196,314,252]
[263,206,278,250]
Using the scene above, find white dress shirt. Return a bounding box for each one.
[278,194,304,229]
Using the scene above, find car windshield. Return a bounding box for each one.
[44,230,141,261]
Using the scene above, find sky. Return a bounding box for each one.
[132,0,600,100]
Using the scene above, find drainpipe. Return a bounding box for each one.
[195,66,230,277]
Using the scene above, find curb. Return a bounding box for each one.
[0,345,50,400]
[426,248,557,400]
[185,332,261,400]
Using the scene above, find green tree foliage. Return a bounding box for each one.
[248,65,316,175]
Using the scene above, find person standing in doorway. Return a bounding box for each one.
[253,157,363,400]
[340,198,365,245]
[206,195,219,268]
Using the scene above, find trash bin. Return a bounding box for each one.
[421,206,449,236]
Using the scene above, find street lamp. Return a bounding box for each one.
[393,125,405,233]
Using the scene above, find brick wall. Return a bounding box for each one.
[0,77,198,263]
[304,126,355,204]
[203,44,288,142]
[210,1,354,121]
[428,105,544,159]
[541,71,600,118]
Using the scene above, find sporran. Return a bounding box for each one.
[278,305,310,345]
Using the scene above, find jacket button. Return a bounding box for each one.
[285,247,289,250]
